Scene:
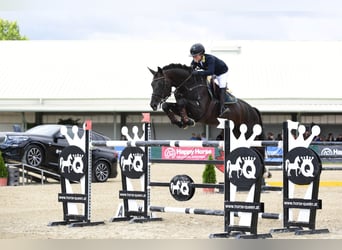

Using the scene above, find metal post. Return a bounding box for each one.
[145,122,151,218]
[282,121,289,228]
[85,121,91,222]
[223,120,230,233]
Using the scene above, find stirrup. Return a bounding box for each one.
[219,107,230,117]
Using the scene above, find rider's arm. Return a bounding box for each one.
[193,56,215,76]
[191,60,198,69]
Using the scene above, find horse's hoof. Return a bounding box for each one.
[174,121,183,128]
[263,171,272,178]
[185,119,195,127]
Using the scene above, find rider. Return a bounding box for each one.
[190,43,230,116]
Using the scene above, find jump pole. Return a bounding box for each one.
[149,206,281,220]
[92,140,281,148]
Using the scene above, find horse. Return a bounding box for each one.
[148,63,264,139]
[227,156,243,178]
[285,156,301,177]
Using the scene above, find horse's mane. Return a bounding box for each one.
[162,63,192,73]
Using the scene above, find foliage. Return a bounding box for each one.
[0,151,8,178]
[0,18,27,40]
[202,154,216,184]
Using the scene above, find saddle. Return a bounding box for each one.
[207,77,237,104]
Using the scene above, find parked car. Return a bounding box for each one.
[0,124,118,182]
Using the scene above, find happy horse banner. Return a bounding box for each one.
[161,146,215,160]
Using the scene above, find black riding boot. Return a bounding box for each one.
[219,88,229,116]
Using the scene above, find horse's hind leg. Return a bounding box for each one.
[162,102,184,128]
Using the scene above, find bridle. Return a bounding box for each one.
[151,76,165,82]
[151,76,169,105]
[151,72,206,103]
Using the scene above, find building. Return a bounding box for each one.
[0,40,342,140]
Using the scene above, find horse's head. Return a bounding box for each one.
[148,67,172,111]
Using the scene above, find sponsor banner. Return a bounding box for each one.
[161,146,215,160]
[266,144,342,163]
[115,146,125,158]
[58,193,87,203]
[283,198,322,209]
[265,146,283,162]
[119,190,146,200]
[225,201,264,212]
[311,144,342,162]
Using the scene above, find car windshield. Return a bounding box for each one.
[25,125,62,136]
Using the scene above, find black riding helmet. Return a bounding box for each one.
[190,43,205,56]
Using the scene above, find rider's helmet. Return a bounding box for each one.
[190,43,205,56]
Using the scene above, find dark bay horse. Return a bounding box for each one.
[149,63,264,139]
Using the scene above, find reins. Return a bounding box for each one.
[174,74,207,96]
[174,74,192,92]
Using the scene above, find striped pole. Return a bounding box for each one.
[149,206,224,216]
[149,206,280,219]
[92,139,342,150]
[92,140,222,148]
[91,140,282,148]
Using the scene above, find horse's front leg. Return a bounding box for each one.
[161,102,184,128]
[178,99,195,128]
[179,107,196,128]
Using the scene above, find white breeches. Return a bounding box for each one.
[213,72,228,88]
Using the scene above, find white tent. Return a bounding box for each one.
[0,40,341,113]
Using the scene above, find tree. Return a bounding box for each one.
[0,151,8,178]
[202,154,217,184]
[58,118,81,126]
[0,18,27,40]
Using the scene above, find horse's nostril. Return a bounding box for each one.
[150,104,157,111]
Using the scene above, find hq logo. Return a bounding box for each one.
[284,147,321,185]
[226,147,264,189]
[59,146,86,182]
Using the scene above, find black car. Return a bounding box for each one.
[0,124,118,182]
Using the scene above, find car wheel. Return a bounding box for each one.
[93,161,110,182]
[25,145,44,167]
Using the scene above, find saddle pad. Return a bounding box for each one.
[225,92,237,104]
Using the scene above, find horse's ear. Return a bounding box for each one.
[148,67,157,75]
[157,66,162,72]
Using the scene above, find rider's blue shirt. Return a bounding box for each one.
[191,54,228,76]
